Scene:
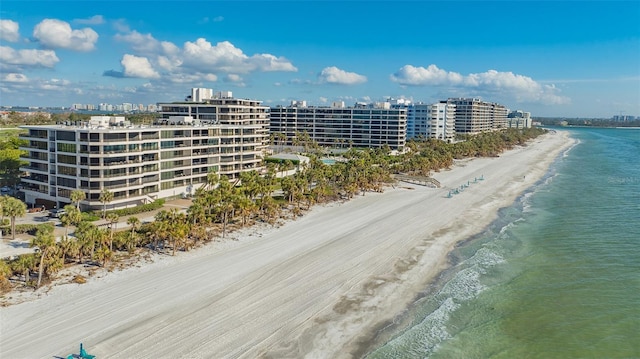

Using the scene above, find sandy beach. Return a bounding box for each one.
[0,130,574,359]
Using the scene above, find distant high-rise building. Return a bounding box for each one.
[270,101,407,151]
[390,100,456,142]
[446,98,508,134]
[507,110,532,129]
[187,88,214,102]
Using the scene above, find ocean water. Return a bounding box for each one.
[366,128,640,359]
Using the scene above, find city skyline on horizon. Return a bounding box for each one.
[1,1,639,118]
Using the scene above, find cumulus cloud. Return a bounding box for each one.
[121,54,160,78]
[251,53,297,72]
[2,73,28,83]
[115,30,163,54]
[33,19,98,51]
[318,66,367,85]
[225,74,243,82]
[0,20,20,42]
[182,39,297,74]
[73,15,105,25]
[390,64,569,105]
[390,64,463,86]
[0,46,59,68]
[106,31,296,85]
[223,74,245,87]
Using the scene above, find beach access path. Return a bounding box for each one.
[0,130,574,359]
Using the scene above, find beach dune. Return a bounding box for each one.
[0,130,572,359]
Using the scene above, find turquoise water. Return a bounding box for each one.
[367,128,640,359]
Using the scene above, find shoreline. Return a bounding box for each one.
[0,130,575,359]
[352,134,577,356]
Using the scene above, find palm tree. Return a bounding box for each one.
[94,245,112,267]
[31,226,56,288]
[0,259,11,292]
[2,197,26,240]
[74,221,97,264]
[70,189,86,210]
[126,216,141,252]
[11,253,36,285]
[57,236,78,264]
[99,188,114,218]
[60,205,81,236]
[106,213,119,251]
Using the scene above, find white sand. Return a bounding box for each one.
[0,130,574,359]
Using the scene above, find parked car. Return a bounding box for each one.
[0,186,10,193]
[48,208,66,218]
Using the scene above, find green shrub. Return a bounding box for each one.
[264,157,300,165]
[101,199,166,217]
[81,212,101,222]
[5,223,54,235]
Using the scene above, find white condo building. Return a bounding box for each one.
[447,98,508,134]
[390,100,456,142]
[269,101,407,151]
[507,110,533,129]
[19,90,268,211]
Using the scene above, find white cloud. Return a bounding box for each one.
[113,19,130,33]
[2,73,28,83]
[225,74,243,82]
[33,19,98,52]
[390,64,463,86]
[181,38,297,74]
[391,64,569,105]
[0,20,20,42]
[0,46,59,68]
[182,39,249,73]
[251,53,297,72]
[115,30,162,54]
[223,74,245,87]
[318,66,367,85]
[121,54,160,79]
[73,15,105,25]
[106,32,296,86]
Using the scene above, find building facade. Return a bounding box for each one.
[20,113,265,211]
[447,98,508,134]
[401,102,456,142]
[157,90,270,153]
[269,101,407,151]
[507,110,532,129]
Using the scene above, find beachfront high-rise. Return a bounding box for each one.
[19,90,268,211]
[269,101,407,151]
[391,100,456,142]
[446,98,508,134]
[507,110,533,129]
[157,89,270,153]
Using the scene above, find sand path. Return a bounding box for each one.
[0,130,573,359]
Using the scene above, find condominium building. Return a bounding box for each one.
[19,114,265,211]
[447,98,508,134]
[507,110,532,129]
[393,101,456,142]
[157,90,270,153]
[269,101,407,151]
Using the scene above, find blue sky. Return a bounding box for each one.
[1,1,639,118]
